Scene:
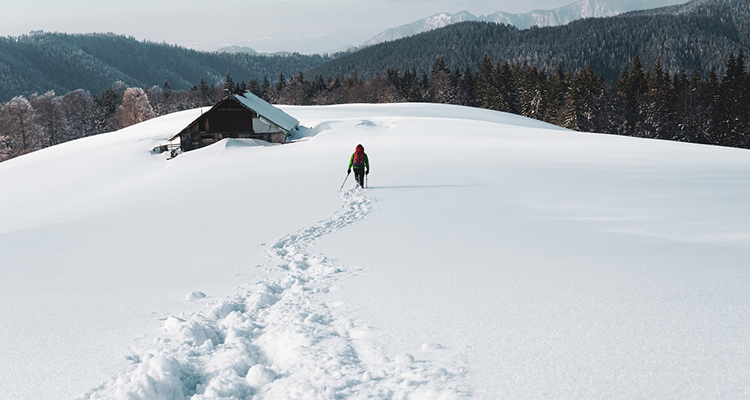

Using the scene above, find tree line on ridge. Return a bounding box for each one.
[1,49,748,162]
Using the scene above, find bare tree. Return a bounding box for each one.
[29,91,63,146]
[60,89,96,140]
[115,87,156,128]
[1,96,43,157]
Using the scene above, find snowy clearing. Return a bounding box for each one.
[1,103,749,399]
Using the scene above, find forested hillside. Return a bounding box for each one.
[307,0,749,83]
[0,32,328,102]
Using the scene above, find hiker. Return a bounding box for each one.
[347,144,370,188]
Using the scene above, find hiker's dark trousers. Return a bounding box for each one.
[354,168,366,187]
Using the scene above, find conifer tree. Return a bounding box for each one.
[514,61,545,120]
[386,68,400,89]
[198,77,210,102]
[98,85,121,132]
[224,72,235,96]
[248,78,261,97]
[459,65,475,106]
[648,58,669,93]
[430,56,448,79]
[714,50,749,147]
[427,57,454,104]
[261,76,271,100]
[474,55,496,109]
[163,80,171,100]
[674,67,712,143]
[639,58,674,139]
[543,61,568,125]
[564,63,604,132]
[492,61,519,114]
[403,68,422,102]
[276,72,287,92]
[617,55,648,135]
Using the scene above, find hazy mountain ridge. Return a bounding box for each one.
[625,0,724,15]
[216,45,259,55]
[216,46,302,57]
[0,32,328,102]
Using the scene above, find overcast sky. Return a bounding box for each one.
[2,0,687,54]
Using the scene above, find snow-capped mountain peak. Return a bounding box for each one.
[484,0,626,29]
[362,11,479,45]
[363,0,650,46]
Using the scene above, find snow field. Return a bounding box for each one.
[295,105,750,399]
[2,102,750,399]
[81,188,466,399]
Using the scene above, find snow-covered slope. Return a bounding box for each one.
[363,0,684,46]
[2,103,750,399]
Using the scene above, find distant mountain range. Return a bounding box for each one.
[1,0,740,104]
[362,0,682,46]
[308,0,749,83]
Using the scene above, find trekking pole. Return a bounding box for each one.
[339,172,350,191]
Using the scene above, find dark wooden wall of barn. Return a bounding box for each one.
[207,101,257,133]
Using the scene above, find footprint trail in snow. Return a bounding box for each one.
[81,188,468,399]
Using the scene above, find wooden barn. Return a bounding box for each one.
[170,92,300,152]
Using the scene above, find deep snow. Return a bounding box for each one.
[1,103,749,399]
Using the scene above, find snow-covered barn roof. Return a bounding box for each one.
[232,92,299,133]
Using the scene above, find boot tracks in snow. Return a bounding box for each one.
[81,188,469,399]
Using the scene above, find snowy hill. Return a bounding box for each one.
[2,103,750,399]
[363,0,682,46]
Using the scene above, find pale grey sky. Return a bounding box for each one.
[2,0,687,54]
